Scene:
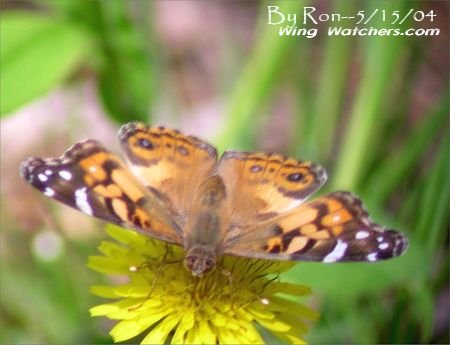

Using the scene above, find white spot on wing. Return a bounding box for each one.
[38,173,48,182]
[75,188,92,215]
[44,188,55,197]
[59,170,72,181]
[379,242,389,250]
[44,169,53,176]
[332,214,341,222]
[89,165,97,173]
[367,253,377,261]
[355,231,369,239]
[323,240,348,263]
[377,236,383,242]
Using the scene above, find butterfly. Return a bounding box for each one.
[20,122,408,276]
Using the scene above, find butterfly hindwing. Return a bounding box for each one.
[20,139,183,245]
[224,192,408,262]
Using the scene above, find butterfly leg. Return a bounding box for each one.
[256,274,280,306]
[242,272,280,309]
[128,244,183,311]
[215,264,235,308]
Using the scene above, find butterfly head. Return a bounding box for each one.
[184,245,217,277]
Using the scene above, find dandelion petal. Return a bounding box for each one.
[111,320,145,342]
[171,312,195,344]
[141,314,181,344]
[197,319,216,344]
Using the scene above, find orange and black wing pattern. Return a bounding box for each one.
[20,139,183,245]
[225,192,408,262]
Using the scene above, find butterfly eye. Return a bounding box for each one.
[186,256,196,265]
[203,258,216,273]
[184,255,196,271]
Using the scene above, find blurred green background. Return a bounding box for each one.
[1,0,448,344]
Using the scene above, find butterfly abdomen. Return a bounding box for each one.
[182,175,230,275]
[188,211,221,245]
[185,175,227,248]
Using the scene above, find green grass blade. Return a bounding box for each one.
[332,1,408,190]
[302,0,356,161]
[413,283,435,342]
[97,0,155,123]
[216,1,307,151]
[415,136,449,256]
[365,92,449,204]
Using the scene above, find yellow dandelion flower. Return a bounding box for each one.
[88,225,319,344]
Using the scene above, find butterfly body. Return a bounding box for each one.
[20,122,408,276]
[183,175,227,276]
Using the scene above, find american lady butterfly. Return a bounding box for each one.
[20,122,408,276]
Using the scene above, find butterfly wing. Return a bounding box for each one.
[224,192,408,262]
[217,151,327,226]
[119,122,218,221]
[20,139,183,245]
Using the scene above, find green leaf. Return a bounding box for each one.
[93,1,155,123]
[0,11,91,116]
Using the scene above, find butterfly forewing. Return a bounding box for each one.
[218,151,327,226]
[119,122,218,221]
[224,192,408,262]
[20,139,183,245]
